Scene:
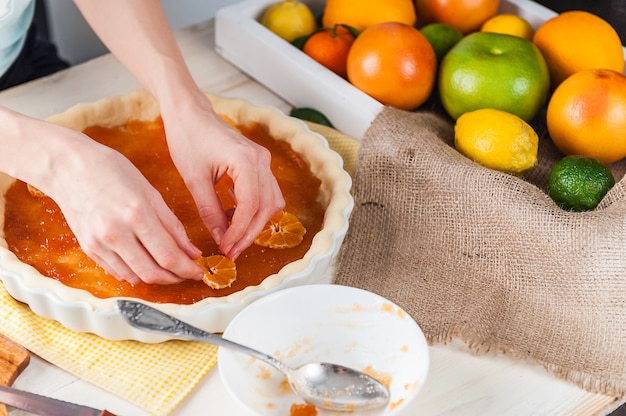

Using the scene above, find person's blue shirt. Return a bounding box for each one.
[0,0,34,78]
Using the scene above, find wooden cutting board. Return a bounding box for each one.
[0,333,30,416]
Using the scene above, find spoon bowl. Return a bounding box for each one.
[117,299,390,411]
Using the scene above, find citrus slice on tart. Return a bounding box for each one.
[196,255,237,289]
[255,210,306,249]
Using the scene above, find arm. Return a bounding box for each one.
[73,0,285,260]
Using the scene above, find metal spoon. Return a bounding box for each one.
[116,299,390,412]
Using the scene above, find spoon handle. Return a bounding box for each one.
[116,300,284,370]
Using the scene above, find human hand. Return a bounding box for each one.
[44,130,205,285]
[161,95,285,260]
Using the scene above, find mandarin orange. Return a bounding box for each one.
[196,255,237,289]
[346,22,436,110]
[416,0,500,35]
[533,11,624,87]
[547,69,626,164]
[303,25,357,79]
[254,210,306,249]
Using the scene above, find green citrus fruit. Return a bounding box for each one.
[261,0,317,42]
[289,107,335,127]
[547,155,615,211]
[439,32,550,122]
[420,23,463,63]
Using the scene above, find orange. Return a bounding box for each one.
[416,0,500,35]
[533,11,624,87]
[546,69,626,164]
[254,210,306,249]
[303,25,357,79]
[322,0,416,32]
[346,22,437,110]
[195,255,237,289]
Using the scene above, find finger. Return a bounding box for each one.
[132,213,204,283]
[153,202,203,260]
[189,179,230,246]
[219,172,260,257]
[225,190,282,260]
[222,166,285,259]
[86,249,143,286]
[87,209,199,284]
[117,238,190,285]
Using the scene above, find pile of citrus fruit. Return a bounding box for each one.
[260,0,626,211]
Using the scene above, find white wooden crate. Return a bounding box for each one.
[215,0,616,140]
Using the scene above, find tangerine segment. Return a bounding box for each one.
[196,255,237,289]
[254,210,306,249]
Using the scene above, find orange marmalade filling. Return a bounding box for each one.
[3,117,324,304]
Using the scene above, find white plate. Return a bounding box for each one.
[218,284,429,415]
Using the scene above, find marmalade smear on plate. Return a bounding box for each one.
[3,117,324,304]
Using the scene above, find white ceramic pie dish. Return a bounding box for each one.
[0,90,353,342]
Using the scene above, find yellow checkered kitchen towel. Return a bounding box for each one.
[0,282,218,415]
[0,123,358,416]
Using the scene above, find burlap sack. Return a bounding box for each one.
[335,107,626,398]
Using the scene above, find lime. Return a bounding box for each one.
[289,107,335,128]
[420,23,463,63]
[454,108,538,175]
[548,155,615,211]
[261,0,317,42]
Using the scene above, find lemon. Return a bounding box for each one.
[261,0,317,42]
[454,108,538,174]
[420,23,463,63]
[548,155,615,211]
[480,14,535,40]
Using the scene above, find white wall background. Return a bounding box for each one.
[43,0,240,65]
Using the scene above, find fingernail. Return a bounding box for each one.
[212,227,225,245]
[190,244,202,258]
[229,247,241,261]
[221,242,234,257]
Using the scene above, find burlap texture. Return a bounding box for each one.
[335,107,626,399]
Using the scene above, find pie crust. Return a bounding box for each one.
[0,91,353,341]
